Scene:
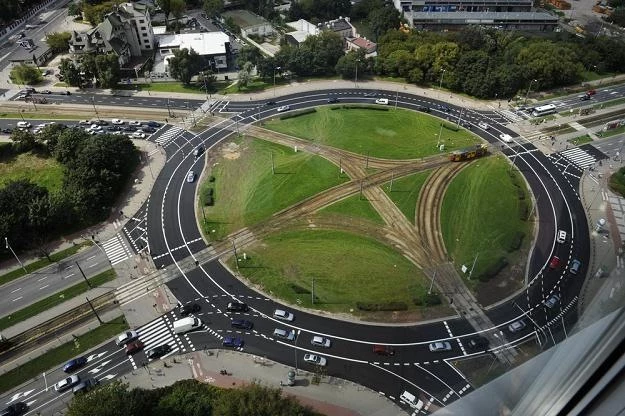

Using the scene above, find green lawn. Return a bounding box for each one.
[0,152,65,193]
[593,97,625,110]
[568,134,593,145]
[317,194,384,224]
[0,241,93,286]
[231,229,428,313]
[441,156,531,282]
[383,170,433,224]
[601,124,625,138]
[263,106,479,159]
[0,114,82,120]
[201,136,348,240]
[0,315,128,394]
[0,269,116,331]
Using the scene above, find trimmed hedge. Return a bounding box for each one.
[290,284,310,294]
[338,105,389,111]
[356,301,408,311]
[414,293,442,306]
[279,108,317,120]
[506,231,525,252]
[478,256,508,282]
[441,122,459,132]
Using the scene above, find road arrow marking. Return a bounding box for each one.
[7,389,35,404]
[87,352,108,362]
[88,360,112,374]
[100,374,117,381]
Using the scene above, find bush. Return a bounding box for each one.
[290,284,310,294]
[0,142,16,159]
[519,200,530,221]
[205,196,214,206]
[414,293,442,306]
[609,167,625,197]
[506,231,525,252]
[441,122,459,132]
[209,176,216,182]
[339,105,389,111]
[356,302,408,311]
[279,108,316,120]
[517,187,525,200]
[477,257,508,281]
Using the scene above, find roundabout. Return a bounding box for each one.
[130,87,588,412]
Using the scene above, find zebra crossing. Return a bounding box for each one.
[152,126,184,147]
[558,147,597,170]
[101,234,133,265]
[137,313,185,357]
[497,110,524,123]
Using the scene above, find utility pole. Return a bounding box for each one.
[76,261,92,288]
[5,237,27,273]
[85,297,103,323]
[389,171,394,192]
[232,239,239,273]
[339,158,342,178]
[91,96,99,120]
[428,271,436,295]
[468,253,479,280]
[365,152,369,169]
[311,278,315,304]
[271,151,275,174]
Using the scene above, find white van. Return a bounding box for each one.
[399,390,424,410]
[17,121,31,128]
[173,317,202,334]
[557,230,567,244]
[375,98,389,105]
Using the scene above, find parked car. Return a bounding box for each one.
[222,336,244,348]
[129,120,142,126]
[16,121,31,129]
[179,303,200,316]
[111,118,124,125]
[428,341,452,352]
[186,171,196,183]
[0,402,28,416]
[276,105,290,112]
[227,301,248,312]
[96,120,108,126]
[508,320,526,333]
[303,354,327,366]
[549,256,561,269]
[327,96,339,103]
[310,335,331,348]
[63,356,87,373]
[146,344,172,360]
[231,319,253,330]
[55,375,80,392]
[141,126,156,133]
[116,330,139,346]
[273,309,294,321]
[544,294,560,309]
[130,132,145,139]
[106,125,121,131]
[123,125,137,132]
[273,328,296,341]
[146,121,161,127]
[40,89,52,94]
[466,336,489,350]
[125,340,144,355]
[72,378,99,395]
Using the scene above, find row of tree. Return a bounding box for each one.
[59,54,121,89]
[67,380,321,416]
[0,0,43,25]
[1,126,139,252]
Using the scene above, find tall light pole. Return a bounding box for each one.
[273,66,281,97]
[354,59,361,88]
[524,79,537,105]
[5,237,27,273]
[91,96,100,121]
[438,69,446,100]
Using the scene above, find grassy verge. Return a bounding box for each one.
[317,194,384,224]
[0,315,128,394]
[0,113,83,120]
[223,80,273,94]
[200,136,348,240]
[383,170,432,224]
[0,152,65,193]
[441,155,531,284]
[0,269,116,331]
[609,166,625,196]
[230,229,428,313]
[593,97,625,110]
[0,241,93,286]
[263,106,479,159]
[599,124,625,138]
[568,134,593,145]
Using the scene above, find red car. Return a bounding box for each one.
[549,256,561,269]
[586,89,596,96]
[125,340,144,355]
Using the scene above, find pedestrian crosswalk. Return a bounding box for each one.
[559,147,597,170]
[153,126,184,147]
[102,234,133,265]
[137,313,184,357]
[497,110,524,123]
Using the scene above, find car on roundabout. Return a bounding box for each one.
[276,105,290,112]
[55,375,80,392]
[223,336,244,348]
[508,320,526,333]
[375,98,388,105]
[226,301,248,312]
[273,309,294,321]
[310,335,332,348]
[544,294,560,309]
[549,256,561,269]
[499,133,513,143]
[180,303,200,316]
[428,341,452,352]
[303,354,327,366]
[478,121,490,130]
[187,171,196,183]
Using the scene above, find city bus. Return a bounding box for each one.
[531,104,557,117]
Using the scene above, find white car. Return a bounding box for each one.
[499,133,513,143]
[428,341,452,352]
[375,98,389,105]
[544,294,560,309]
[79,120,90,125]
[129,120,142,126]
[130,132,145,139]
[310,335,331,348]
[89,124,102,131]
[55,375,80,392]
[111,118,124,125]
[276,105,290,112]
[303,353,327,366]
[186,171,195,183]
[16,121,31,128]
[116,330,139,346]
[508,320,526,333]
[478,121,490,130]
[273,309,294,321]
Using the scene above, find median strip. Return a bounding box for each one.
[0,315,128,394]
[0,269,116,332]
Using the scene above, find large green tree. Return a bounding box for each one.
[10,64,42,85]
[203,0,224,17]
[168,48,203,85]
[59,58,82,87]
[95,54,121,88]
[45,32,72,53]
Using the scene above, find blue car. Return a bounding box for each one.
[63,356,87,373]
[222,336,244,348]
[146,121,161,128]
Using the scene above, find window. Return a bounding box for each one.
[139,19,144,23]
[140,26,146,30]
[143,33,148,37]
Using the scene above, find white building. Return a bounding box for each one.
[157,32,230,72]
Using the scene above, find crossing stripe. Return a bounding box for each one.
[102,235,132,265]
[559,147,596,170]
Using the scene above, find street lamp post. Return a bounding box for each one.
[354,59,361,88]
[439,69,446,99]
[91,96,100,120]
[5,237,27,273]
[524,79,537,105]
[273,66,281,97]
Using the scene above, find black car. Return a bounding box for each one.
[106,125,120,131]
[439,105,451,112]
[1,128,12,134]
[417,106,431,113]
[141,126,156,133]
[147,344,172,360]
[226,301,248,312]
[265,100,276,106]
[72,378,99,395]
[231,319,253,330]
[96,120,109,126]
[123,125,136,132]
[327,97,339,103]
[146,121,161,127]
[180,303,201,316]
[0,402,28,416]
[467,336,490,350]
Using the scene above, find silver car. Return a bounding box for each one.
[186,171,195,183]
[508,320,526,333]
[273,309,294,321]
[310,335,331,348]
[428,341,452,352]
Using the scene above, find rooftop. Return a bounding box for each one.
[411,11,559,21]
[157,32,230,55]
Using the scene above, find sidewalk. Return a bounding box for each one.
[123,349,404,416]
